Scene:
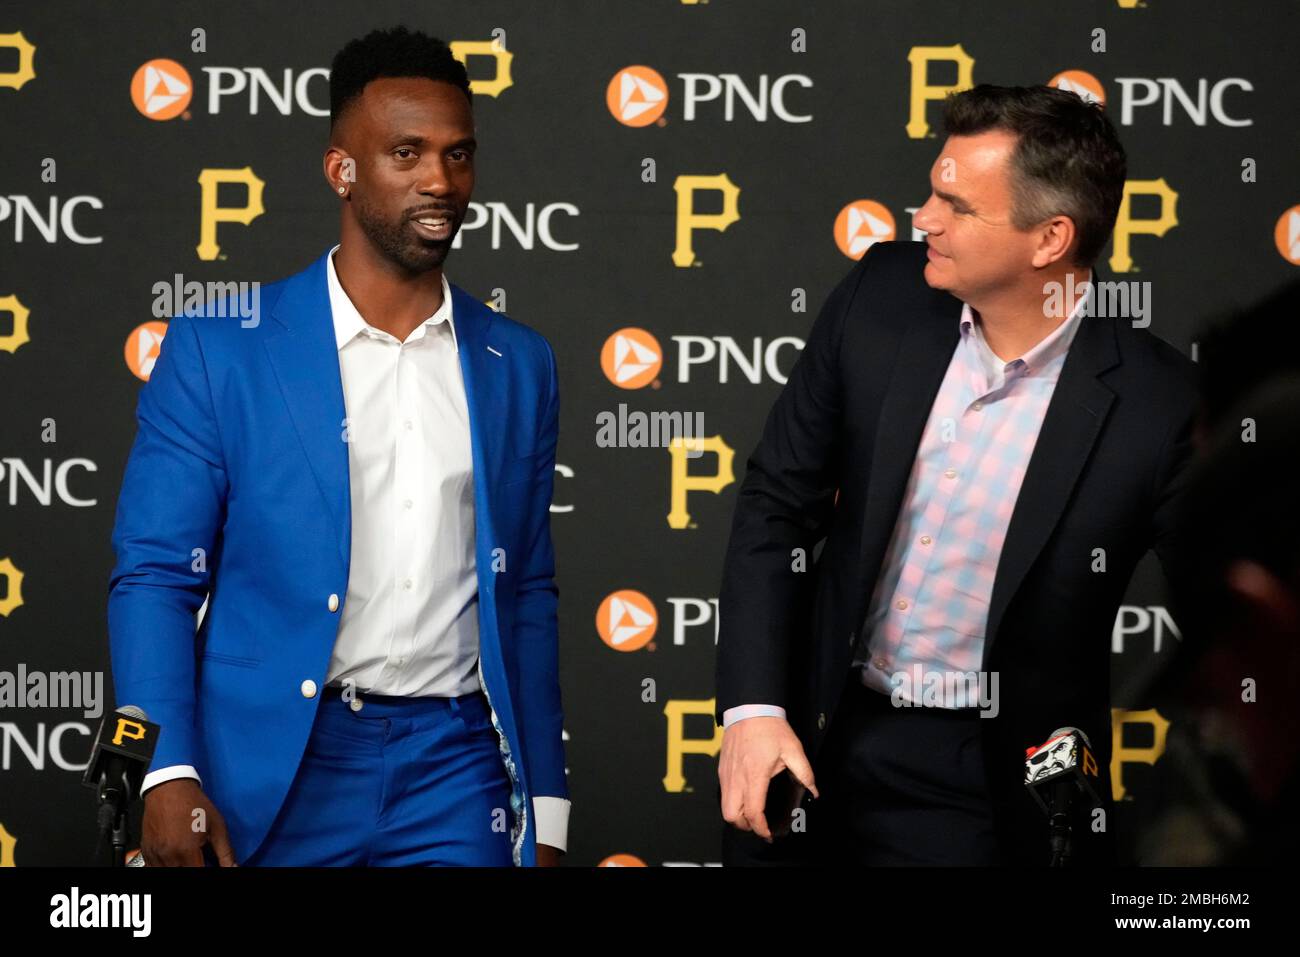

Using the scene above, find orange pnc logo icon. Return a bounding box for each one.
[601,327,662,389]
[834,200,895,260]
[598,853,647,867]
[596,589,658,652]
[1275,204,1300,265]
[131,58,193,120]
[607,66,669,127]
[1049,70,1105,106]
[125,321,168,381]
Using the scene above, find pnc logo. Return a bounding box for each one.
[1112,605,1182,654]
[596,589,658,652]
[598,853,647,867]
[607,65,812,125]
[1114,77,1252,127]
[601,328,662,389]
[1049,69,1105,105]
[130,59,193,120]
[1275,204,1300,265]
[129,43,510,122]
[0,458,99,507]
[834,200,895,259]
[606,66,668,127]
[0,195,104,244]
[125,321,168,381]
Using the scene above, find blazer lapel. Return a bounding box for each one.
[983,306,1119,658]
[448,284,507,549]
[262,250,351,573]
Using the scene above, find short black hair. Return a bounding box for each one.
[943,84,1127,268]
[329,26,471,130]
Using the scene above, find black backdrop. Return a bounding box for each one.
[1,0,1297,866]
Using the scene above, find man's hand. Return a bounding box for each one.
[719,716,819,843]
[535,844,563,867]
[141,779,238,866]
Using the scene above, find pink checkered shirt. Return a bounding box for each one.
[855,282,1093,705]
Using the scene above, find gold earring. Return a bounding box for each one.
[338,185,346,195]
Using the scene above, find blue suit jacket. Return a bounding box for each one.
[108,247,567,866]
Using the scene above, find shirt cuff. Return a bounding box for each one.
[722,704,788,728]
[141,765,202,795]
[533,796,571,854]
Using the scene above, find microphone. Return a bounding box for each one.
[1024,726,1103,867]
[82,706,159,866]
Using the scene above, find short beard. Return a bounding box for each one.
[353,197,453,274]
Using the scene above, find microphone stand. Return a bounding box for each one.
[93,769,132,867]
[1048,779,1074,867]
[1048,812,1072,867]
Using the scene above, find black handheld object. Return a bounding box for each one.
[764,768,807,838]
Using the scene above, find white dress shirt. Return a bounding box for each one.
[142,244,569,854]
[324,246,480,699]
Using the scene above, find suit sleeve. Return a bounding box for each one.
[512,336,569,836]
[107,313,228,774]
[714,250,875,724]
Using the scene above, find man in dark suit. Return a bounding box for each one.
[715,85,1197,866]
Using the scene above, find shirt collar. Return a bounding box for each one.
[959,270,1092,377]
[325,243,458,353]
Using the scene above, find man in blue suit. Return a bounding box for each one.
[107,27,568,866]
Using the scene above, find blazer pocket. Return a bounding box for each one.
[200,650,262,669]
